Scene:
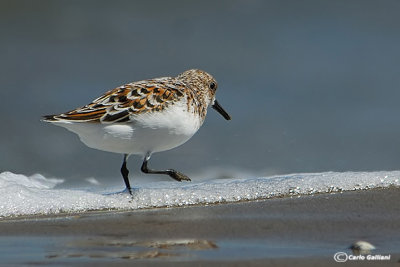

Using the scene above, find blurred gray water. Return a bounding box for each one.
[1,0,400,185]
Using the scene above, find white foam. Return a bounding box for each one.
[0,171,399,218]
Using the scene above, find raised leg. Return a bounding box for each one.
[121,154,132,195]
[140,153,191,182]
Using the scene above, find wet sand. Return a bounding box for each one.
[0,188,399,266]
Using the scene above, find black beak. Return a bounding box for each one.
[212,100,231,120]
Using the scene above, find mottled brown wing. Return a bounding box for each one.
[44,78,186,123]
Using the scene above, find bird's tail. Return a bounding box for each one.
[41,114,58,122]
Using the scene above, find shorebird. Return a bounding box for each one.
[43,69,231,194]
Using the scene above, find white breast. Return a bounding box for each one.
[51,102,204,156]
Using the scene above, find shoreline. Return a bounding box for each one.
[1,185,398,222]
[1,188,399,266]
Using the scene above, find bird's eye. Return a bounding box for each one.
[209,82,216,90]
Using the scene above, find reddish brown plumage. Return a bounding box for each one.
[43,69,219,123]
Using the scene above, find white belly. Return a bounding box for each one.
[52,105,203,156]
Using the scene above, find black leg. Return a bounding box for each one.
[121,154,132,195]
[140,153,191,182]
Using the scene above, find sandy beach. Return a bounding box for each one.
[1,188,399,266]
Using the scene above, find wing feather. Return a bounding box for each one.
[43,78,187,123]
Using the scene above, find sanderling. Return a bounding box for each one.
[43,69,231,194]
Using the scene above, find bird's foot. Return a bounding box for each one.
[168,170,191,182]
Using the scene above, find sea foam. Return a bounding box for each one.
[0,171,399,218]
